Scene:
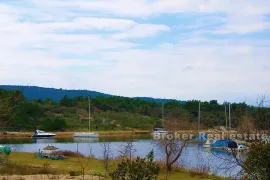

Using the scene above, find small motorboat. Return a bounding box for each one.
[227,141,248,152]
[32,130,56,138]
[152,128,168,136]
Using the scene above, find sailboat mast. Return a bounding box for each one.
[225,102,227,130]
[162,102,164,126]
[198,102,201,131]
[229,103,231,133]
[88,96,91,132]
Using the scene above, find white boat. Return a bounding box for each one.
[227,142,248,152]
[203,139,216,148]
[32,130,56,138]
[152,103,168,136]
[73,96,99,138]
[73,132,99,138]
[152,128,168,136]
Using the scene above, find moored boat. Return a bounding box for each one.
[210,139,248,151]
[203,139,216,148]
[73,96,99,138]
[32,130,56,138]
[73,132,99,138]
[152,128,168,136]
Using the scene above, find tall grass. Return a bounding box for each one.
[0,161,57,175]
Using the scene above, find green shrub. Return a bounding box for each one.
[245,143,270,180]
[110,151,160,180]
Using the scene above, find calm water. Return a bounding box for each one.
[0,136,242,177]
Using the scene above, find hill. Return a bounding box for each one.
[1,87,269,132]
[0,85,185,103]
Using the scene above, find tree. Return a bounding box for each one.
[110,151,160,180]
[101,140,112,178]
[60,95,76,107]
[0,89,25,128]
[42,118,67,131]
[157,118,188,179]
[12,102,44,130]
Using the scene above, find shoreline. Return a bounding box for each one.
[0,130,151,138]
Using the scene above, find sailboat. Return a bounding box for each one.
[191,102,207,143]
[204,102,228,148]
[209,103,248,151]
[73,96,99,138]
[152,102,168,136]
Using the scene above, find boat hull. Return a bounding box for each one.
[32,135,56,138]
[73,133,99,138]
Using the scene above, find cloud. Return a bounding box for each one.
[0,0,270,103]
[112,24,170,39]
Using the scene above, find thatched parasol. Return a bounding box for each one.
[43,145,58,151]
[43,145,59,154]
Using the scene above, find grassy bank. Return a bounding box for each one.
[0,152,228,180]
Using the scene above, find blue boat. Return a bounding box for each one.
[210,139,233,149]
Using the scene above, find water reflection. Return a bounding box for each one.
[33,138,56,144]
[73,137,99,143]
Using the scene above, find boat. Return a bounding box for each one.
[151,103,168,137]
[190,102,207,143]
[227,141,248,152]
[211,139,233,149]
[203,139,216,148]
[210,139,248,151]
[73,96,99,138]
[32,130,56,138]
[73,132,99,138]
[152,127,168,136]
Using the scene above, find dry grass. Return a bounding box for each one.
[2,152,228,180]
[53,150,84,158]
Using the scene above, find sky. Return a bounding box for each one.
[0,0,270,103]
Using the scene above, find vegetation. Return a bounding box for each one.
[0,88,270,131]
[245,143,270,180]
[0,152,227,180]
[110,155,160,180]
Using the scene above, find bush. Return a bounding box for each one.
[110,151,160,180]
[245,143,270,180]
[54,150,84,158]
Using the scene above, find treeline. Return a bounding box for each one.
[0,88,269,131]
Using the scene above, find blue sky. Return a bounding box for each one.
[0,0,270,103]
